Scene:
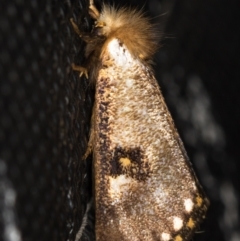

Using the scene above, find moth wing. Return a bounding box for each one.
[93,38,209,241]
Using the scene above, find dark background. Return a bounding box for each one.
[0,0,239,240]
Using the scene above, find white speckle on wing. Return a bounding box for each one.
[173,217,183,231]
[126,79,134,87]
[161,232,171,241]
[184,198,194,212]
[108,175,134,204]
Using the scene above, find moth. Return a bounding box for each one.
[71,1,209,241]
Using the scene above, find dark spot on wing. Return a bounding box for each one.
[110,146,151,181]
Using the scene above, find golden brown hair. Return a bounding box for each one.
[100,5,159,59]
[86,4,159,62]
[78,4,161,83]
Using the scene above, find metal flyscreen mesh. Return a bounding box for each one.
[1,0,94,240]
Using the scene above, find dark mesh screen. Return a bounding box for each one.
[1,0,240,241]
[0,0,94,240]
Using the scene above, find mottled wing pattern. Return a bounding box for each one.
[93,38,209,241]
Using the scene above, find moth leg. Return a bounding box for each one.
[70,18,94,43]
[70,18,100,78]
[89,0,106,30]
[71,63,89,79]
[89,0,100,19]
[82,130,93,160]
[71,50,99,79]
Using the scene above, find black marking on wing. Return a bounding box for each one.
[110,147,151,181]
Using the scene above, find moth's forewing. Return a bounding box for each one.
[94,39,209,241]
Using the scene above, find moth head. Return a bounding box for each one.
[89,4,160,61]
[92,21,110,37]
[91,4,124,38]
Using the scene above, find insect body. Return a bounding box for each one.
[71,1,209,241]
